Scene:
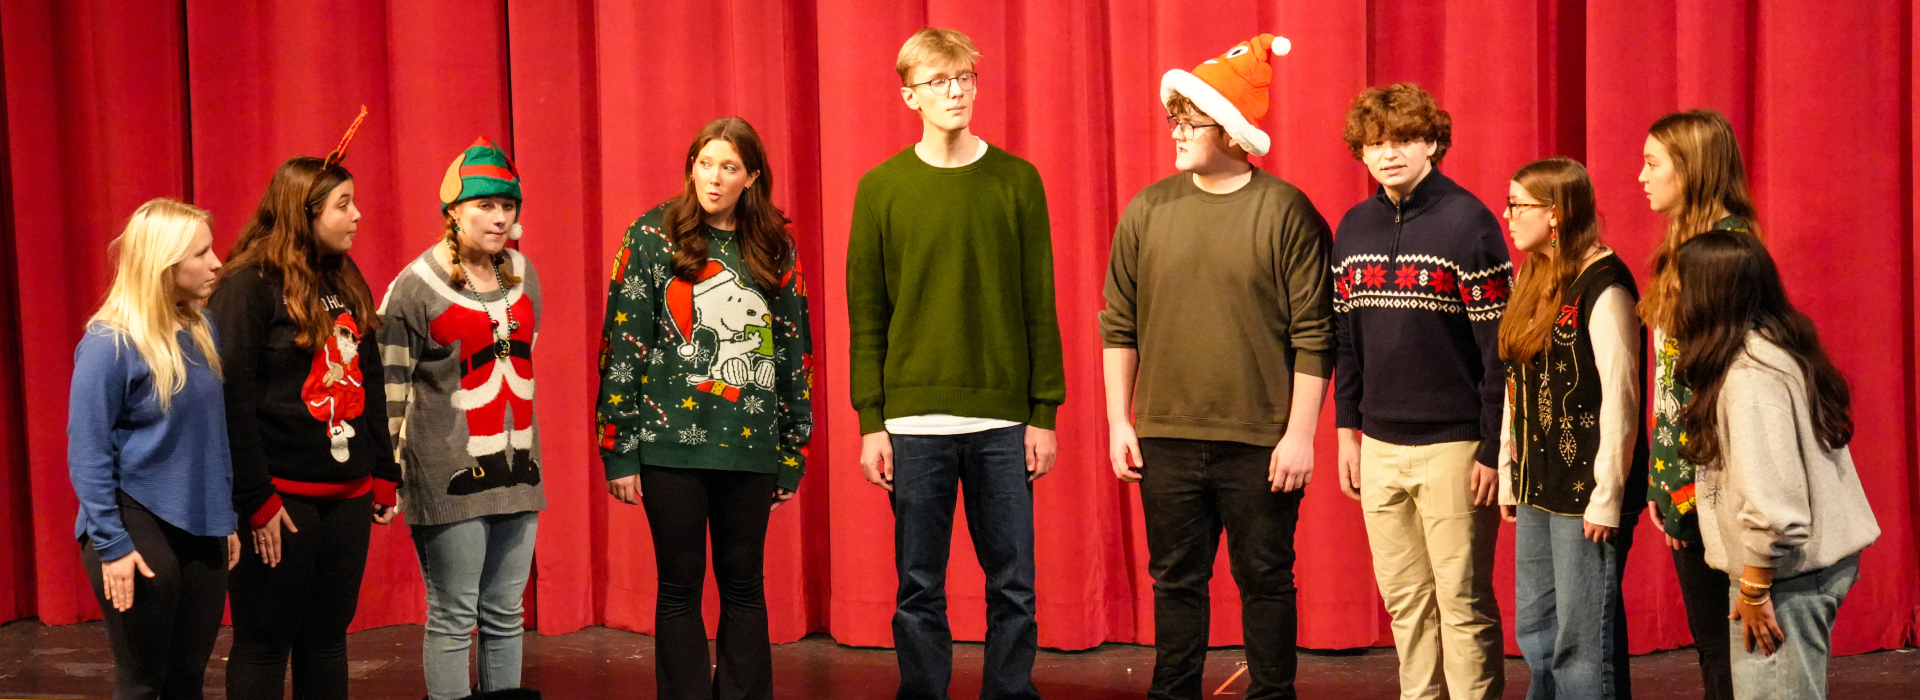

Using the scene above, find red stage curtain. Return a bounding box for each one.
[2,0,1914,658]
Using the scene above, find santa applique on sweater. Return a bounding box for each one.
[302,302,365,463]
[665,260,777,401]
[418,256,540,496]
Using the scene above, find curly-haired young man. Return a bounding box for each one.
[1330,83,1512,700]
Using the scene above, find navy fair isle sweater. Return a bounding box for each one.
[1332,169,1513,467]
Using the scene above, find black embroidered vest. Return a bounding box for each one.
[1507,253,1650,516]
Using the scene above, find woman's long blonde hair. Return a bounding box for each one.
[89,198,223,412]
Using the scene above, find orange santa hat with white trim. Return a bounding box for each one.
[1160,34,1291,157]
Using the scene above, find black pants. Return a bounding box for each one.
[226,493,373,700]
[1672,538,1734,700]
[642,466,777,700]
[81,491,228,700]
[1139,438,1302,700]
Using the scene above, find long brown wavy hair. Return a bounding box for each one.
[1673,233,1851,466]
[1639,109,1762,332]
[1499,157,1602,366]
[662,117,793,291]
[224,156,381,348]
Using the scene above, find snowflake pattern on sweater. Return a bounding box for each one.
[595,205,813,491]
[1332,253,1512,322]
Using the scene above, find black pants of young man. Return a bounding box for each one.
[1139,438,1302,700]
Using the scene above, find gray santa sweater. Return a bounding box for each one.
[378,247,547,527]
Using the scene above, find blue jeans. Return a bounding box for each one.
[410,511,539,700]
[1514,505,1635,700]
[889,425,1038,700]
[1728,555,1859,700]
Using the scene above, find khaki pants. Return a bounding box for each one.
[1360,436,1505,700]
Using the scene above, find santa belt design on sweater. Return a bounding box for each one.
[462,339,532,376]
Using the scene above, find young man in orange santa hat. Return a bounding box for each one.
[1100,33,1334,700]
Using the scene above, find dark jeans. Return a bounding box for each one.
[1139,438,1302,700]
[80,491,228,700]
[642,466,778,700]
[226,493,373,700]
[889,425,1038,700]
[1673,537,1734,700]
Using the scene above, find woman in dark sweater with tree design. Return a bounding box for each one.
[595,117,812,700]
[209,126,399,700]
[1636,108,1762,700]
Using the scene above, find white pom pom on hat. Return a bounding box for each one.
[1160,33,1290,157]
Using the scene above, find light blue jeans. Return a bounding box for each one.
[411,511,539,700]
[1728,555,1859,700]
[1514,505,1635,700]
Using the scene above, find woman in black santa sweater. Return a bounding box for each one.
[209,113,400,700]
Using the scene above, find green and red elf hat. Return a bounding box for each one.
[439,136,525,239]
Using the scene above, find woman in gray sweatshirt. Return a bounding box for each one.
[1669,232,1878,700]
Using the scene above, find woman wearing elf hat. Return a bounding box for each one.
[378,137,545,700]
[210,107,402,700]
[595,116,812,700]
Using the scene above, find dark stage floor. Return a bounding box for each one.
[2,620,1916,699]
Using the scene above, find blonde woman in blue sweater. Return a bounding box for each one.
[69,198,238,700]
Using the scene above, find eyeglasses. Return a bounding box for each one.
[1505,200,1553,214]
[907,72,978,94]
[1166,115,1224,139]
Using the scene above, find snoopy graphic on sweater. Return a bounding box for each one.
[665,260,776,402]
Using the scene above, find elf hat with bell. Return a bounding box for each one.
[439,137,525,239]
[1160,33,1291,157]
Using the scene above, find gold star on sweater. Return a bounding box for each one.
[680,397,697,409]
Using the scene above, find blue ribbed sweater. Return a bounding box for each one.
[69,322,236,561]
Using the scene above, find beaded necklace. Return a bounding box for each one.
[461,252,518,359]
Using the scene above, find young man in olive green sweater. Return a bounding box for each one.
[1102,35,1331,700]
[846,28,1065,700]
